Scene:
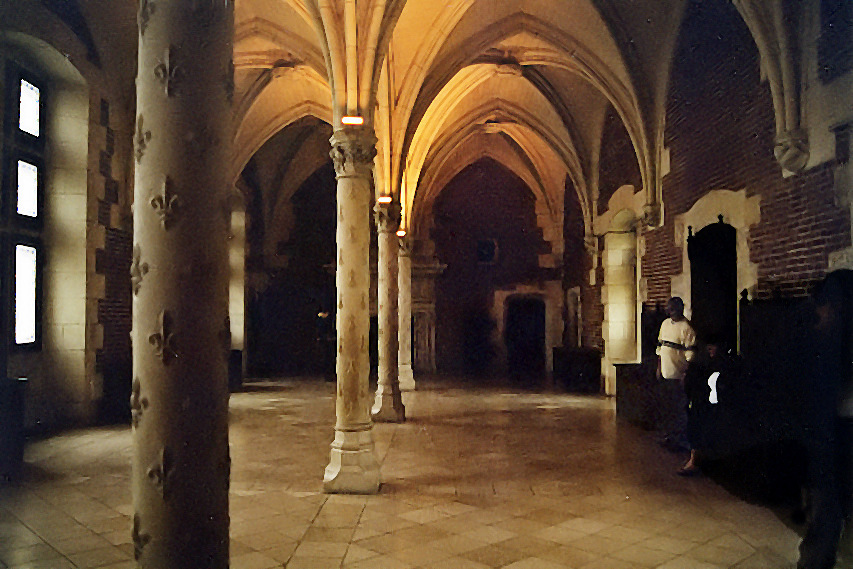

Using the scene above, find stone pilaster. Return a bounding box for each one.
[372,202,405,422]
[397,237,415,391]
[324,127,380,494]
[131,1,233,567]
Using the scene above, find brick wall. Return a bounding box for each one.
[642,0,851,306]
[94,99,132,421]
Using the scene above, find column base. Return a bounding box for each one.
[398,365,415,391]
[371,386,406,422]
[323,429,381,494]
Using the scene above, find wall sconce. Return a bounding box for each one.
[396,229,407,237]
[341,116,364,126]
[376,196,392,204]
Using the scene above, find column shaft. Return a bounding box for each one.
[397,238,415,390]
[324,127,380,494]
[131,2,233,567]
[372,204,405,421]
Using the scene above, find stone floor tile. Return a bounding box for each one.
[608,543,678,567]
[417,556,491,569]
[535,544,600,566]
[577,556,638,569]
[641,534,699,555]
[286,555,342,569]
[686,542,755,566]
[340,544,378,564]
[460,524,518,544]
[342,553,413,569]
[230,552,283,569]
[292,540,349,558]
[656,555,728,569]
[459,544,529,567]
[502,557,569,569]
[64,546,130,568]
[0,378,805,569]
[0,543,63,566]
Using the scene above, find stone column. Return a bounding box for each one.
[131,2,233,567]
[397,237,415,391]
[372,202,405,422]
[324,127,381,493]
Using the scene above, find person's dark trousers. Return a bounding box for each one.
[659,377,689,450]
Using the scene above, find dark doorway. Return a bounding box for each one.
[688,218,737,349]
[505,296,546,387]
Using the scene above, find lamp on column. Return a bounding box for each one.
[342,116,364,126]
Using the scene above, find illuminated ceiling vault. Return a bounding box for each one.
[49,0,802,244]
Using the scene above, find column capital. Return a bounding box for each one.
[774,129,809,174]
[373,201,401,233]
[398,235,414,257]
[330,127,377,178]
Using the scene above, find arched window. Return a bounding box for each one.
[3,63,46,350]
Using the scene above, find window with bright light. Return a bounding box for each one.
[17,160,38,217]
[5,65,46,350]
[19,79,40,137]
[15,245,37,345]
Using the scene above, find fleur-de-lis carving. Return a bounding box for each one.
[149,311,178,364]
[150,176,181,229]
[130,377,149,428]
[132,514,151,561]
[147,447,175,500]
[135,116,152,164]
[131,245,149,295]
[138,0,156,37]
[154,45,183,97]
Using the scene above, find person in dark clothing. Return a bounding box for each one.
[797,269,853,569]
[680,337,735,476]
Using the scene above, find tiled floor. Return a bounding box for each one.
[0,376,838,568]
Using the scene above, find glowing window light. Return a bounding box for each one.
[15,245,37,345]
[19,79,40,137]
[341,116,364,126]
[17,160,38,217]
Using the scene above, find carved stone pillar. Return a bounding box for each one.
[397,237,415,391]
[324,127,380,494]
[372,202,405,422]
[131,1,233,567]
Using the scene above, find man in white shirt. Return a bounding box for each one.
[656,297,696,452]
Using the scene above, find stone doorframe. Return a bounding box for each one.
[491,282,563,376]
[670,189,761,349]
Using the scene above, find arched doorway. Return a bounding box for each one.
[688,217,738,349]
[504,295,546,387]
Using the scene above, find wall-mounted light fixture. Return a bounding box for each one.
[396,229,407,237]
[341,116,364,126]
[376,196,392,204]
